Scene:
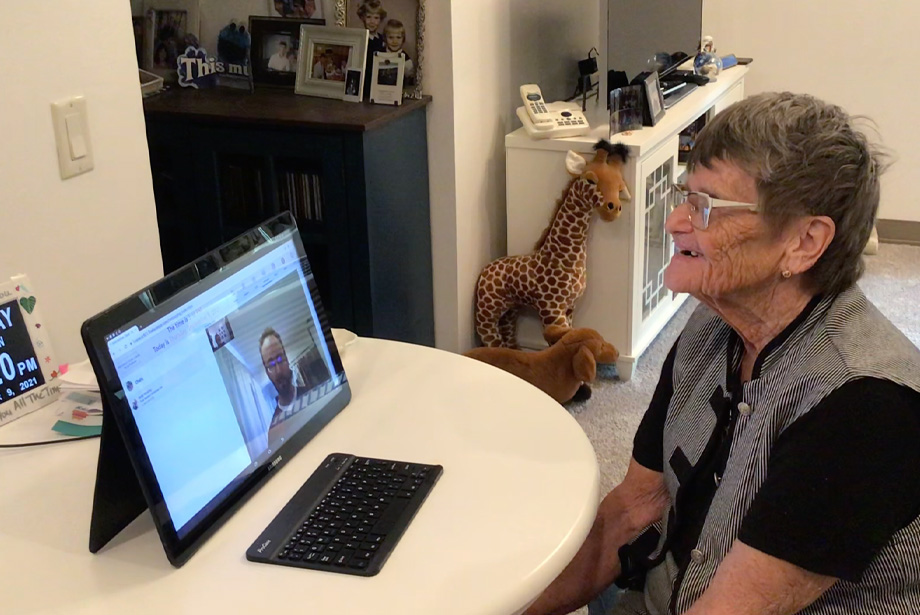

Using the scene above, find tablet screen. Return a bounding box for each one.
[83,215,350,562]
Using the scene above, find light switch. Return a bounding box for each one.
[51,96,94,179]
[64,114,87,159]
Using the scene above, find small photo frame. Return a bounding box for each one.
[295,24,369,100]
[369,51,405,105]
[642,71,666,126]
[144,6,200,81]
[0,274,60,428]
[250,16,323,87]
[343,68,364,102]
[610,85,644,136]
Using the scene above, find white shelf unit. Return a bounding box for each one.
[504,67,747,380]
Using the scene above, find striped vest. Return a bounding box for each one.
[645,286,920,614]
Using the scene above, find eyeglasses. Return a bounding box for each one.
[670,183,758,230]
[265,354,287,370]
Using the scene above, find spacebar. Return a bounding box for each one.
[374,498,409,534]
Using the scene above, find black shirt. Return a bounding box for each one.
[633,325,920,583]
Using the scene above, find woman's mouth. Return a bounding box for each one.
[678,249,701,258]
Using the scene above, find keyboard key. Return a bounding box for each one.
[349,559,369,570]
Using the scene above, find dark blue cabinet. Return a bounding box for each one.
[144,89,434,346]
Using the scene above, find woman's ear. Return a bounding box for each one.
[565,150,588,177]
[785,215,836,275]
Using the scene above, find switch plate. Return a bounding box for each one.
[51,96,94,179]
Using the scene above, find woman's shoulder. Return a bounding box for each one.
[821,286,920,385]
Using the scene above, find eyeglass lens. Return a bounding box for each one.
[671,186,711,229]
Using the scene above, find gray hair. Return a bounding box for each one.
[688,91,888,296]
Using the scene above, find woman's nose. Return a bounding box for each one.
[665,200,693,235]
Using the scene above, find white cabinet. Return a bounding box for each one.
[504,68,747,380]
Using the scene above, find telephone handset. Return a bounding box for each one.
[517,84,591,140]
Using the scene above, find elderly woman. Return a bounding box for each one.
[524,92,920,615]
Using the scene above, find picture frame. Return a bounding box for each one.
[142,0,201,79]
[250,16,323,87]
[642,70,666,126]
[609,85,644,136]
[342,68,364,102]
[338,0,424,99]
[294,24,368,100]
[144,8,190,79]
[369,51,405,105]
[268,0,334,21]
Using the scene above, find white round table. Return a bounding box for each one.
[0,336,599,615]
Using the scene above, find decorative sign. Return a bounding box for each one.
[177,45,251,90]
[0,275,60,427]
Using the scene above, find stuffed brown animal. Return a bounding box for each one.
[464,328,619,403]
[473,141,630,349]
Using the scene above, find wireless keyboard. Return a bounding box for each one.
[247,453,442,576]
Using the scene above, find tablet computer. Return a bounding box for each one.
[81,213,351,566]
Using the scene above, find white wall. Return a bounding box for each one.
[426,1,603,352]
[704,0,920,222]
[0,1,163,363]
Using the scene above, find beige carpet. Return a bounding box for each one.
[563,242,920,614]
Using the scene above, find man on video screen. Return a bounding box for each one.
[259,328,308,445]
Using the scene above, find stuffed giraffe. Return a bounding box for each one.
[475,140,630,348]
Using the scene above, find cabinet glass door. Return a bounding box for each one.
[643,158,674,321]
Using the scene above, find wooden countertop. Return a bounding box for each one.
[143,86,431,132]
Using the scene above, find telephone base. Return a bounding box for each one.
[516,105,592,140]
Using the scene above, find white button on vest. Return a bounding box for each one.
[691,548,706,564]
[738,402,752,416]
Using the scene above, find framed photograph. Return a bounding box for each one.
[343,68,364,102]
[339,0,424,99]
[250,16,323,87]
[295,24,368,99]
[609,85,644,136]
[642,71,666,126]
[269,0,333,21]
[369,51,404,105]
[145,9,190,77]
[142,1,201,79]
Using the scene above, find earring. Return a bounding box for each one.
[781,270,792,279]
